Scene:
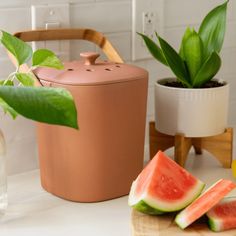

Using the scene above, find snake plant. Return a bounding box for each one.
[139,1,228,88]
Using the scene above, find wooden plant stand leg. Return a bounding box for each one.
[174,134,192,167]
[192,138,203,155]
[192,128,233,168]
[149,122,174,159]
[149,121,233,168]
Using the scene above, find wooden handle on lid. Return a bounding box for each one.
[80,52,100,65]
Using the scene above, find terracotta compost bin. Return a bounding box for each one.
[34,51,148,202]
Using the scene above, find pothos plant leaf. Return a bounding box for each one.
[0,86,78,129]
[0,80,14,86]
[199,1,228,60]
[15,73,35,87]
[0,30,32,66]
[193,52,221,88]
[0,78,17,119]
[0,98,18,119]
[183,30,203,83]
[32,49,64,69]
[137,32,168,66]
[0,30,78,129]
[157,35,191,88]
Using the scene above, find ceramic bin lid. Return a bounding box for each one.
[34,52,148,86]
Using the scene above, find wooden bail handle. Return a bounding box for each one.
[10,28,124,86]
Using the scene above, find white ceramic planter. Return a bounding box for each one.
[155,78,229,137]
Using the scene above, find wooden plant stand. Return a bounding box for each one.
[149,121,233,168]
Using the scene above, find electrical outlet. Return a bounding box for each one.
[142,12,156,41]
[132,0,164,61]
[31,3,70,61]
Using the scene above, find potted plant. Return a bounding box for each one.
[0,30,78,213]
[139,1,229,137]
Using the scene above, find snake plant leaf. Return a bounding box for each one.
[0,30,32,66]
[15,73,35,86]
[32,49,64,69]
[193,52,221,88]
[179,27,194,60]
[0,98,18,119]
[0,86,78,129]
[157,35,191,88]
[183,30,203,83]
[137,32,168,66]
[198,1,228,59]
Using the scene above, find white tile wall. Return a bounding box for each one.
[0,0,235,174]
[70,1,131,33]
[0,7,31,33]
[164,0,234,27]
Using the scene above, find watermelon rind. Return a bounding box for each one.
[128,180,164,215]
[133,200,164,215]
[207,217,221,232]
[206,197,236,232]
[175,180,236,230]
[129,179,205,215]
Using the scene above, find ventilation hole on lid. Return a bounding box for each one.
[105,68,112,71]
[115,65,121,68]
[86,69,94,72]
[67,68,74,71]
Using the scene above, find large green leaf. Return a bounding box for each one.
[137,32,168,66]
[0,97,18,119]
[0,30,32,66]
[15,73,35,86]
[32,49,64,69]
[0,86,78,129]
[193,52,221,87]
[158,35,191,87]
[198,1,228,59]
[179,27,194,60]
[183,30,203,83]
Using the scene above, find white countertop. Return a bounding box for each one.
[1,151,236,236]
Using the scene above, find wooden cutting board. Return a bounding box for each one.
[131,209,236,236]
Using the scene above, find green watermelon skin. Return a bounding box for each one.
[207,197,236,232]
[208,218,220,232]
[175,179,236,229]
[128,151,205,215]
[133,199,164,215]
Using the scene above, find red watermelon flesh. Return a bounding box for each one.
[207,197,236,232]
[175,179,236,229]
[128,151,205,214]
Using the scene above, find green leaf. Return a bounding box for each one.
[137,32,168,66]
[0,97,18,119]
[179,27,194,60]
[198,1,228,59]
[32,49,64,69]
[0,30,32,66]
[157,35,191,87]
[0,86,78,129]
[15,73,35,86]
[193,52,221,88]
[0,80,14,86]
[183,30,203,83]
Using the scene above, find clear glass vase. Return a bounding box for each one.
[0,129,7,215]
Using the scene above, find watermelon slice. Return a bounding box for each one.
[206,197,236,232]
[128,151,205,215]
[175,179,236,229]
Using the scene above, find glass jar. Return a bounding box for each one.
[0,129,7,215]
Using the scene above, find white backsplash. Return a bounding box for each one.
[0,0,235,174]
